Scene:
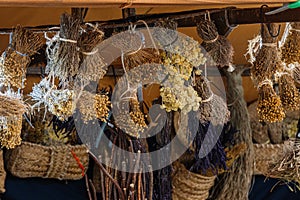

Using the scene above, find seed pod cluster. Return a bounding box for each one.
[257,84,285,123]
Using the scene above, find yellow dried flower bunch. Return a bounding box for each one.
[0,93,27,149]
[0,49,30,88]
[281,23,300,65]
[0,117,22,149]
[160,87,180,112]
[278,73,300,111]
[94,94,111,122]
[257,84,285,123]
[78,91,111,123]
[129,99,147,128]
[30,78,75,121]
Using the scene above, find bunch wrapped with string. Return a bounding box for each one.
[45,11,81,83]
[29,77,75,121]
[0,25,44,88]
[77,91,111,123]
[248,23,285,123]
[0,91,27,149]
[281,22,300,86]
[277,71,300,111]
[193,75,230,126]
[197,17,234,70]
[257,80,285,123]
[77,23,107,83]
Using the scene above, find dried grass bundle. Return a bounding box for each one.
[48,12,81,83]
[153,18,178,48]
[251,24,281,85]
[197,19,234,68]
[281,22,300,65]
[278,73,300,111]
[268,139,300,186]
[257,83,285,123]
[0,26,44,88]
[124,48,160,70]
[0,93,27,149]
[77,25,107,82]
[194,75,230,125]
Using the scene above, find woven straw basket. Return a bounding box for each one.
[172,163,216,200]
[5,141,89,180]
[254,141,293,175]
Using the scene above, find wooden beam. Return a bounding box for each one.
[0,6,299,35]
[0,0,295,7]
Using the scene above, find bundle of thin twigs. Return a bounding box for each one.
[90,128,153,200]
[197,19,234,68]
[268,139,300,186]
[0,93,27,149]
[0,25,44,88]
[77,24,107,83]
[194,75,230,126]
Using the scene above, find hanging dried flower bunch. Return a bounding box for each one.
[193,75,230,126]
[160,69,201,114]
[281,22,300,66]
[124,48,160,70]
[280,22,300,86]
[77,91,111,123]
[248,23,285,123]
[29,77,75,121]
[77,24,107,83]
[0,25,44,88]
[113,97,147,138]
[46,12,81,83]
[257,82,285,123]
[0,91,27,149]
[278,72,300,111]
[197,18,234,69]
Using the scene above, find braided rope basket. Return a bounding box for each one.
[5,141,89,180]
[172,162,216,200]
[254,141,293,175]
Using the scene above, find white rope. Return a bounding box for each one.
[81,48,98,56]
[257,79,273,89]
[203,35,219,43]
[202,93,214,103]
[262,42,277,47]
[59,37,77,43]
[244,35,262,64]
[279,23,292,48]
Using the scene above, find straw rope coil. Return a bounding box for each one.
[172,162,216,200]
[5,141,89,180]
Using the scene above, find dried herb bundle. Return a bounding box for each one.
[47,12,81,83]
[197,19,234,68]
[124,48,160,70]
[194,75,230,125]
[278,73,300,111]
[0,25,44,88]
[251,24,281,85]
[268,139,300,186]
[77,25,107,82]
[153,18,178,48]
[190,123,228,174]
[281,22,300,65]
[0,93,27,149]
[257,83,285,123]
